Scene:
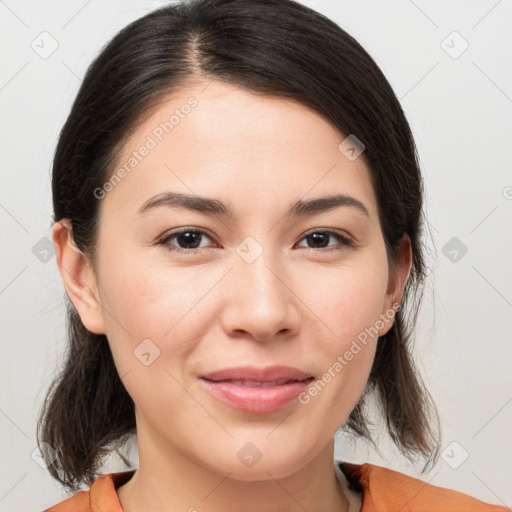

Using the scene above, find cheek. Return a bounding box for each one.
[295,257,388,408]
[99,255,212,335]
[96,254,223,380]
[96,260,206,411]
[302,258,389,346]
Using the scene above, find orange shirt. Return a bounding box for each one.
[43,462,510,511]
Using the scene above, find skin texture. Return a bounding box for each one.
[52,79,411,512]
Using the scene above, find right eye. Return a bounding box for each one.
[157,227,220,254]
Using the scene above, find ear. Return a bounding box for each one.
[51,220,106,334]
[377,233,412,337]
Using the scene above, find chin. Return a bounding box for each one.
[200,444,314,482]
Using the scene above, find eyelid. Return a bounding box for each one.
[157,226,212,241]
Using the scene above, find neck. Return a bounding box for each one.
[117,433,348,512]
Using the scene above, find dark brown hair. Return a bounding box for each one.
[38,0,441,491]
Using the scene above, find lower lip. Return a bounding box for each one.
[200,378,313,413]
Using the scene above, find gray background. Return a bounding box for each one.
[1,0,511,510]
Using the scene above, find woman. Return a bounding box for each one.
[38,0,509,510]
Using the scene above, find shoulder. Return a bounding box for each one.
[42,471,134,512]
[43,488,91,512]
[339,461,510,512]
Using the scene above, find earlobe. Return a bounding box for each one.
[51,220,106,334]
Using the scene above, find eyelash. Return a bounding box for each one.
[156,227,354,254]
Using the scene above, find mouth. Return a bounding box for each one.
[199,365,314,413]
[200,365,313,383]
[207,378,312,387]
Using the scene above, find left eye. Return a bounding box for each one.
[157,228,353,253]
[295,230,353,251]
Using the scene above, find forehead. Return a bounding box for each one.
[105,80,378,221]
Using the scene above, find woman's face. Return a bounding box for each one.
[77,80,409,479]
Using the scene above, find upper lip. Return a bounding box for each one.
[200,365,313,383]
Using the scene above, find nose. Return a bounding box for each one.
[220,251,300,342]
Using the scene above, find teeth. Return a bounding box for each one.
[228,379,294,387]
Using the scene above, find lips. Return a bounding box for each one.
[199,365,314,413]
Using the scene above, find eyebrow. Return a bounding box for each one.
[137,191,370,219]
